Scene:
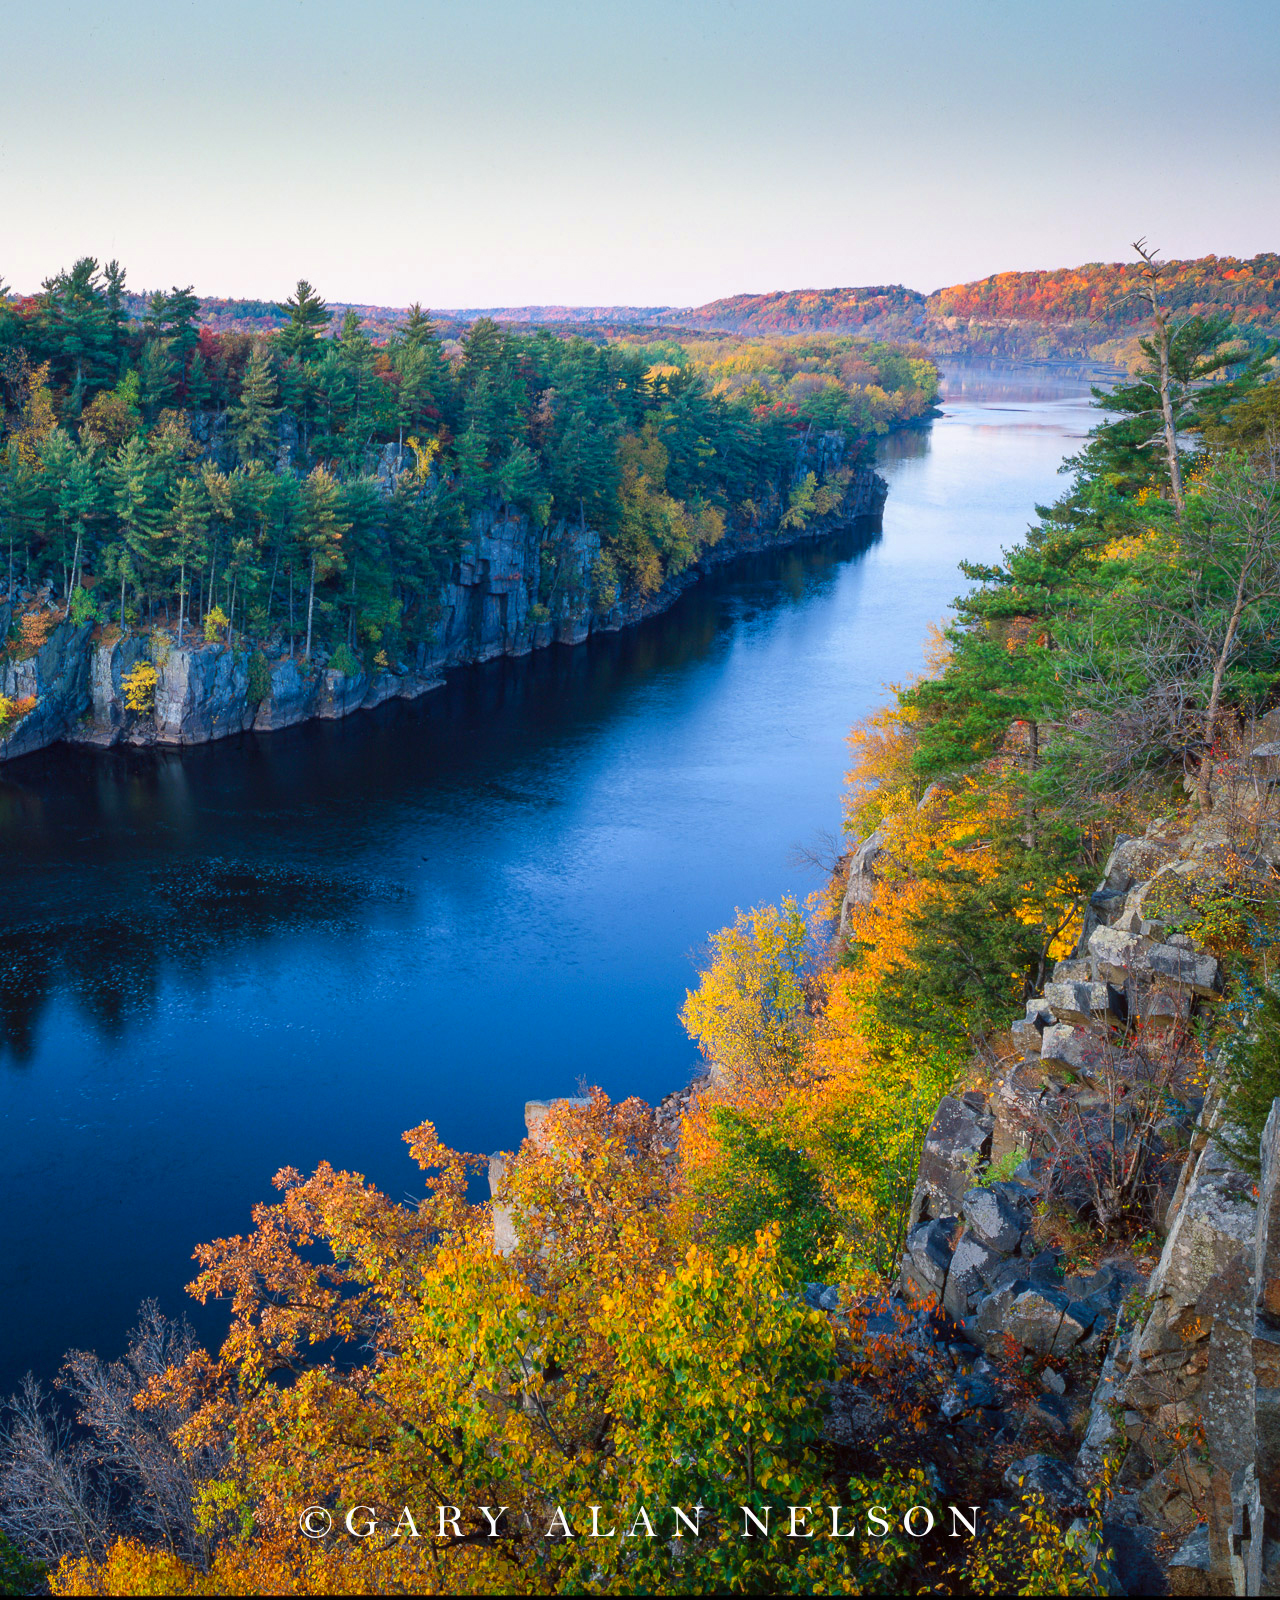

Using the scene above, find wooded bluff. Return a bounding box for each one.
[0,264,933,760]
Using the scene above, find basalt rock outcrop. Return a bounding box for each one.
[896,815,1280,1594]
[0,445,887,765]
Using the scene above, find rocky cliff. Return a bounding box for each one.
[0,443,886,765]
[883,809,1280,1595]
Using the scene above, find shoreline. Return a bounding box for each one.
[0,467,887,768]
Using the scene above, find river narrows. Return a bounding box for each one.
[0,363,1100,1391]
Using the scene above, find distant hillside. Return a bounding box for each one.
[117,253,1280,365]
[662,255,1280,362]
[658,284,928,335]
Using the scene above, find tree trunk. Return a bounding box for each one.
[1195,565,1252,811]
[266,546,281,628]
[305,552,316,661]
[177,559,186,645]
[1154,316,1186,519]
[119,572,126,631]
[69,528,82,607]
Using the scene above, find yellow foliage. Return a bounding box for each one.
[406,433,440,484]
[1096,526,1164,562]
[11,361,56,465]
[679,897,812,1095]
[844,697,919,836]
[203,605,229,643]
[122,660,158,714]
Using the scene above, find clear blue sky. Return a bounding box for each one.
[2,0,1276,306]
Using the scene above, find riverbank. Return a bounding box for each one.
[0,456,886,765]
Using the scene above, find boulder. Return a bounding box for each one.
[1051,958,1092,984]
[1133,988,1192,1028]
[943,1234,998,1322]
[1039,1022,1106,1079]
[839,825,889,932]
[1026,996,1055,1027]
[1139,1456,1212,1531]
[939,1374,998,1419]
[524,1096,593,1145]
[1166,1524,1214,1597]
[1251,741,1280,779]
[1027,1391,1073,1437]
[1003,1453,1081,1513]
[1043,980,1113,1027]
[901,1216,958,1302]
[1146,941,1221,998]
[1088,924,1150,985]
[488,1152,517,1255]
[1001,1287,1095,1356]
[991,1065,1050,1164]
[909,1095,993,1225]
[1078,1325,1132,1479]
[1139,1137,1256,1342]
[963,1186,1026,1254]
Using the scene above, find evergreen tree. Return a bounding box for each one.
[106,434,163,618]
[278,279,330,361]
[137,337,176,420]
[298,466,349,660]
[229,343,280,464]
[162,285,202,392]
[40,257,114,413]
[167,475,208,643]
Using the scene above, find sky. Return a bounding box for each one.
[1,0,1277,308]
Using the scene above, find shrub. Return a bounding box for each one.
[121,661,157,715]
[693,1104,838,1281]
[247,649,271,707]
[202,605,228,644]
[328,642,360,677]
[68,585,98,628]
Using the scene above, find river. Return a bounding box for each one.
[0,362,1102,1392]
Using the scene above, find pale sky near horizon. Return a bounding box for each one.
[2,0,1277,307]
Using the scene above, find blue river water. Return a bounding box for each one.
[0,362,1101,1391]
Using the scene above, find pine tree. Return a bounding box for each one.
[106,435,163,620]
[163,286,202,392]
[40,257,114,413]
[278,279,330,361]
[167,476,208,643]
[298,466,349,660]
[137,338,176,420]
[229,343,280,464]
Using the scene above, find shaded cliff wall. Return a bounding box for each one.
[0,442,885,765]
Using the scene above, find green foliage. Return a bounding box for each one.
[695,1104,838,1280]
[1222,986,1280,1176]
[327,641,360,677]
[0,259,936,666]
[247,648,271,705]
[0,1531,43,1597]
[68,584,98,627]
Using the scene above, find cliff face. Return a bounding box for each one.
[0,443,886,766]
[891,812,1280,1596]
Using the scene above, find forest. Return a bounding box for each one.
[2,259,1279,1593]
[0,262,938,702]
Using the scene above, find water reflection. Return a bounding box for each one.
[0,523,882,1064]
